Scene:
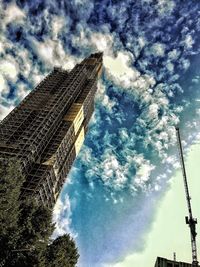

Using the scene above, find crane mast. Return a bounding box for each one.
[176,128,198,266]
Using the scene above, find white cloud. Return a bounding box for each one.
[119,128,129,142]
[52,16,65,39]
[0,59,19,81]
[91,32,114,53]
[4,3,25,24]
[0,41,3,54]
[156,0,175,15]
[0,74,8,95]
[30,38,56,65]
[17,50,32,78]
[53,195,75,238]
[180,58,190,71]
[168,49,181,61]
[101,153,128,190]
[138,36,146,50]
[104,51,150,90]
[0,104,15,120]
[30,37,79,70]
[95,81,116,112]
[72,26,115,57]
[166,62,174,72]
[135,162,155,185]
[31,71,45,87]
[104,50,157,109]
[16,82,30,101]
[104,51,137,81]
[150,43,166,57]
[148,103,159,119]
[183,34,194,49]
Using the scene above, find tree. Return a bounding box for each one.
[10,199,55,267]
[0,159,25,262]
[0,159,54,267]
[45,234,79,267]
[17,199,55,248]
[0,160,79,267]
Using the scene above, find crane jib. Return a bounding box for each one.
[176,128,198,266]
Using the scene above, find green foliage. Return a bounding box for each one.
[10,199,55,267]
[18,199,55,248]
[0,159,24,234]
[0,159,79,267]
[45,234,79,267]
[0,159,25,261]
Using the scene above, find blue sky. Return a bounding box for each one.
[1,1,200,266]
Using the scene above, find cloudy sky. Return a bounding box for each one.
[1,0,200,266]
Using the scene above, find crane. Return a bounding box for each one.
[176,128,198,266]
